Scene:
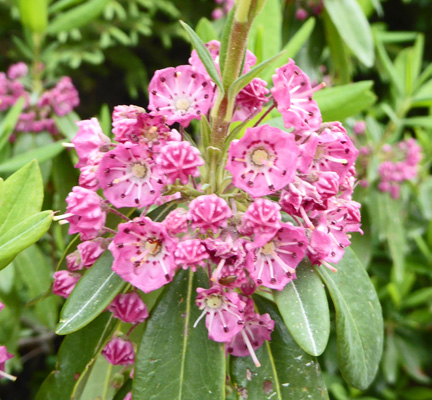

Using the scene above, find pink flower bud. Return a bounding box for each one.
[108,292,149,324]
[53,271,81,299]
[102,337,135,366]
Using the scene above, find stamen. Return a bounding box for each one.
[240,330,261,367]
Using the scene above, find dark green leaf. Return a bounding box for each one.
[314,81,376,122]
[48,0,110,34]
[133,269,225,399]
[0,211,53,270]
[316,248,384,390]
[56,251,124,335]
[231,295,329,400]
[0,141,65,173]
[274,261,330,356]
[180,21,223,92]
[0,160,43,233]
[324,0,374,67]
[0,97,25,152]
[35,313,117,400]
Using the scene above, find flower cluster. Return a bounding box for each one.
[0,62,79,135]
[212,0,235,20]
[56,42,361,371]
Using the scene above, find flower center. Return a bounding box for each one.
[142,126,159,141]
[251,148,270,166]
[314,145,324,160]
[175,98,191,111]
[262,241,275,255]
[131,163,147,178]
[206,294,223,309]
[145,239,162,255]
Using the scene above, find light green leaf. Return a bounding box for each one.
[180,20,224,92]
[196,17,217,43]
[231,295,329,400]
[0,97,25,152]
[314,81,376,122]
[0,211,53,270]
[382,332,398,384]
[404,116,432,129]
[274,261,330,356]
[316,248,384,390]
[324,0,374,67]
[56,251,124,335]
[18,0,48,33]
[48,0,110,34]
[0,141,64,173]
[79,355,117,400]
[218,8,235,76]
[0,160,43,233]
[35,313,117,400]
[133,269,225,399]
[54,112,80,141]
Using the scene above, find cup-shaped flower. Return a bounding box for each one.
[109,217,178,293]
[174,239,208,271]
[163,208,189,235]
[148,65,213,127]
[226,125,299,197]
[97,143,166,208]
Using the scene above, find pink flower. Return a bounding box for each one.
[163,208,189,235]
[148,66,213,127]
[0,302,4,312]
[194,286,246,342]
[108,292,149,324]
[232,78,269,121]
[0,346,14,376]
[123,393,132,400]
[109,217,178,293]
[66,250,81,271]
[102,337,135,366]
[97,143,166,209]
[72,118,111,168]
[65,186,106,240]
[156,141,204,185]
[174,239,208,271]
[51,77,80,116]
[53,270,81,298]
[226,125,300,197]
[246,223,307,290]
[7,62,28,79]
[353,120,366,135]
[271,59,322,131]
[239,199,282,239]
[295,8,309,20]
[189,194,232,234]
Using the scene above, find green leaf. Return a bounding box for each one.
[248,0,282,62]
[99,103,112,137]
[315,248,384,390]
[0,160,43,233]
[14,245,58,328]
[0,211,53,270]
[18,0,48,33]
[314,81,376,122]
[403,287,432,308]
[404,116,432,129]
[79,355,117,400]
[375,39,404,95]
[54,113,80,141]
[56,251,124,335]
[231,295,329,400]
[133,269,225,399]
[180,21,224,93]
[0,97,25,152]
[274,261,330,356]
[324,0,374,67]
[229,51,286,98]
[196,17,217,43]
[218,8,235,76]
[282,17,315,59]
[382,332,398,384]
[35,313,117,400]
[48,0,110,34]
[0,141,65,173]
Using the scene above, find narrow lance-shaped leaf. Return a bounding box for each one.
[274,260,330,356]
[179,20,224,93]
[0,97,25,152]
[231,295,329,400]
[219,8,235,76]
[324,0,374,67]
[315,248,384,390]
[18,0,48,33]
[56,251,125,335]
[133,269,225,399]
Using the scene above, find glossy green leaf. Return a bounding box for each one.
[0,141,64,173]
[274,261,330,356]
[133,269,225,399]
[231,295,329,400]
[0,160,43,233]
[0,211,53,270]
[180,20,223,92]
[14,245,58,328]
[35,313,117,400]
[314,81,376,122]
[324,0,374,67]
[18,0,48,33]
[48,0,110,34]
[56,251,124,335]
[0,97,25,152]
[248,0,282,63]
[316,248,384,390]
[196,17,217,43]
